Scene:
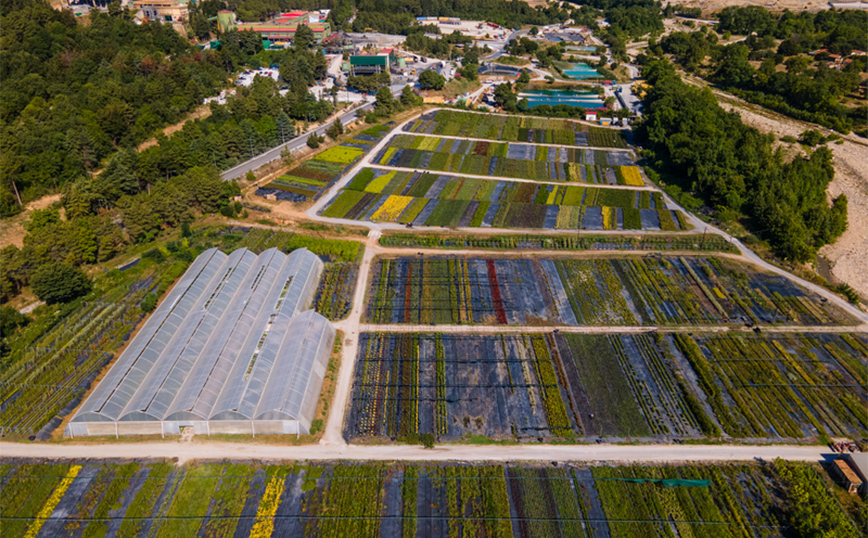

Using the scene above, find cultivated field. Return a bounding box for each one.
[364,256,853,326]
[345,332,868,442]
[2,459,854,538]
[405,109,628,148]
[374,135,642,184]
[323,169,686,231]
[257,125,391,201]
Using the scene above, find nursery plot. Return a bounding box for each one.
[366,257,582,325]
[404,109,629,148]
[1,460,857,537]
[374,134,637,184]
[676,332,868,439]
[346,332,714,442]
[257,125,391,201]
[323,168,675,231]
[365,256,850,327]
[345,333,575,441]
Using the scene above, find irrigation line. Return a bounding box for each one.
[0,515,790,528]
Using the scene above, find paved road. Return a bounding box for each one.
[221,101,376,181]
[0,441,828,465]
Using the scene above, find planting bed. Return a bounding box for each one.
[5,459,854,537]
[346,332,867,442]
[404,109,629,148]
[257,125,391,201]
[322,169,681,231]
[0,274,160,438]
[379,232,740,253]
[365,256,852,326]
[373,135,640,184]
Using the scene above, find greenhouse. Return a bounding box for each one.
[67,247,336,437]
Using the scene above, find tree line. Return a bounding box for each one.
[637,59,848,263]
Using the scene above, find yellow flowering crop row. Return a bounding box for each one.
[620,166,644,186]
[372,195,414,221]
[24,465,83,538]
[249,475,285,538]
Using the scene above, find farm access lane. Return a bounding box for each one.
[350,324,868,335]
[0,441,828,466]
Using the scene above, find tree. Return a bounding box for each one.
[518,69,531,83]
[30,262,92,304]
[529,26,539,36]
[276,111,294,143]
[375,86,394,114]
[294,24,315,50]
[493,83,517,111]
[419,433,435,448]
[307,133,321,149]
[418,69,446,90]
[401,86,422,107]
[326,118,344,139]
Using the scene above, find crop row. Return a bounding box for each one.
[3,460,856,537]
[312,262,359,321]
[376,134,635,183]
[404,109,628,148]
[364,256,848,327]
[226,227,362,263]
[378,232,740,253]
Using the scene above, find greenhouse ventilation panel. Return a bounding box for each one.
[67,247,336,437]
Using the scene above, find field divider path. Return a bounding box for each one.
[356,324,868,334]
[367,164,657,191]
[0,441,828,465]
[322,230,381,447]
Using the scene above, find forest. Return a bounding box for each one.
[0,0,336,216]
[637,59,848,263]
[652,8,867,134]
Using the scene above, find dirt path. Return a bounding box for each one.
[0,440,827,465]
[322,229,380,446]
[136,105,213,152]
[354,323,867,334]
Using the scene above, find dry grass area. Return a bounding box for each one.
[661,0,832,14]
[716,98,868,299]
[0,193,63,249]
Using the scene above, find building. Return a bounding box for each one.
[133,0,189,22]
[349,48,397,75]
[217,10,236,33]
[225,11,332,46]
[832,459,864,494]
[843,453,868,495]
[67,247,335,437]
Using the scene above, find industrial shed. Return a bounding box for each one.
[67,247,336,437]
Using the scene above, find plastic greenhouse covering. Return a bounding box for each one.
[68,248,335,436]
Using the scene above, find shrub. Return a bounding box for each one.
[419,433,435,449]
[141,292,158,313]
[142,248,165,263]
[30,262,92,304]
